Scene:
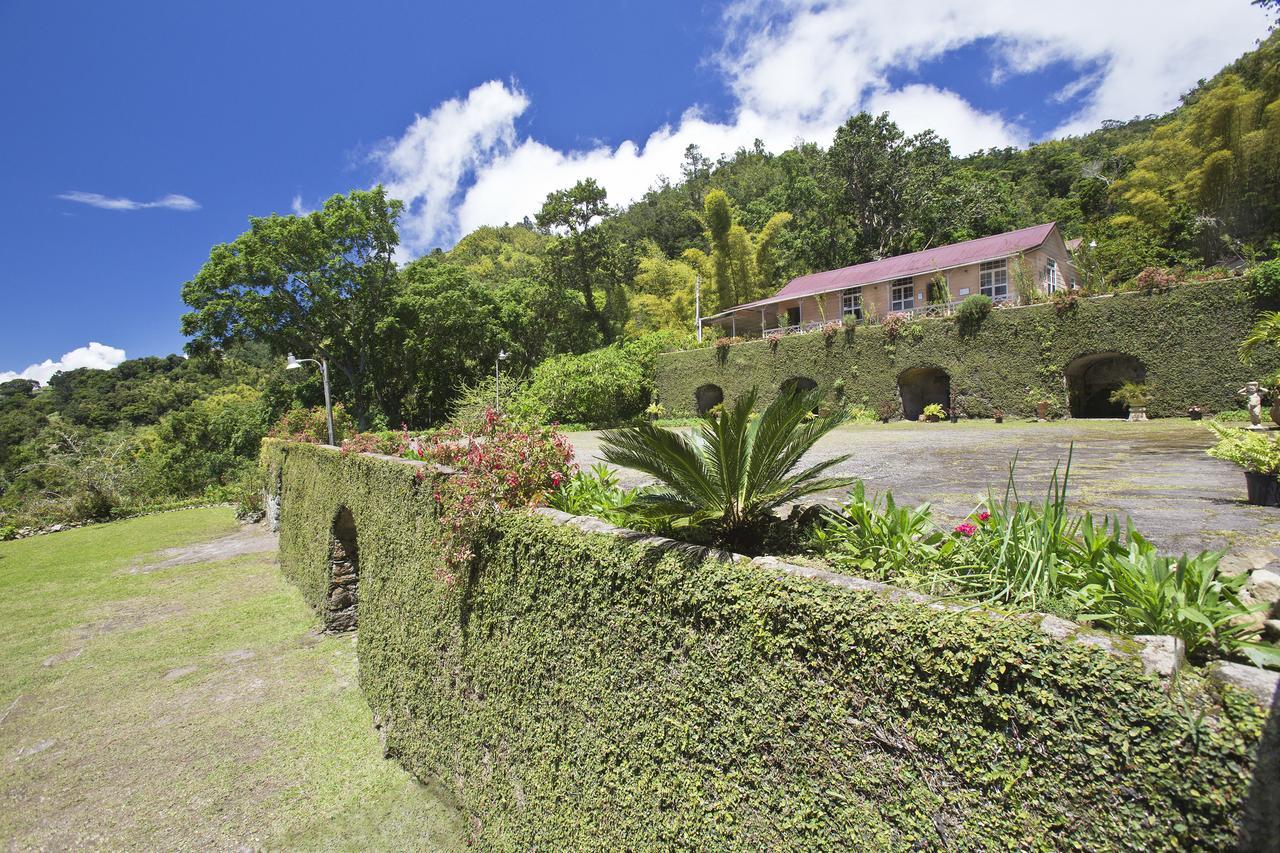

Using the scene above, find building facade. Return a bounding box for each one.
[701,222,1080,338]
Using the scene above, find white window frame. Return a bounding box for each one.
[979,259,1009,301]
[890,277,914,312]
[1044,258,1060,294]
[841,287,863,320]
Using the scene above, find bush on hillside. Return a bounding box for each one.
[954,294,992,336]
[1247,258,1280,301]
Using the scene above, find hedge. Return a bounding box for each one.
[264,439,1271,850]
[655,280,1280,418]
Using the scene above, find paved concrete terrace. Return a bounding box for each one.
[568,419,1280,562]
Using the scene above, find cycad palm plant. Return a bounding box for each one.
[600,387,854,549]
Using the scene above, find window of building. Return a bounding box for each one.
[841,287,863,320]
[890,277,914,312]
[1045,258,1060,293]
[979,259,1008,300]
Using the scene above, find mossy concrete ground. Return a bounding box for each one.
[570,419,1280,559]
[0,507,466,850]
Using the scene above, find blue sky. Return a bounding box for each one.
[0,0,1270,380]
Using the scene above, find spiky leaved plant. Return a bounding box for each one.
[600,387,854,550]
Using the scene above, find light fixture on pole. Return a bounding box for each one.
[495,349,509,412]
[286,353,335,446]
[694,273,702,343]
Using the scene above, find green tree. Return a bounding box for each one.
[535,179,632,344]
[684,189,792,311]
[180,187,404,429]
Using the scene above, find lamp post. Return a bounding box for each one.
[495,349,509,412]
[286,353,335,446]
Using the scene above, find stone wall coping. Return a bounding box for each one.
[531,506,1276,708]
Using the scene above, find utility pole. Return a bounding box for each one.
[694,274,702,343]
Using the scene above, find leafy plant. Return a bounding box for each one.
[599,387,853,550]
[548,463,638,525]
[817,482,951,585]
[1206,422,1280,474]
[875,398,898,422]
[1247,258,1280,301]
[1073,531,1273,664]
[921,403,947,422]
[1109,381,1153,409]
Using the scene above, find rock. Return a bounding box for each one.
[1245,569,1280,608]
[1039,615,1077,641]
[1266,619,1280,641]
[1221,548,1278,576]
[1207,661,1280,707]
[1133,635,1184,678]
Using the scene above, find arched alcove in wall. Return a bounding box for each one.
[1065,352,1146,418]
[694,383,724,415]
[327,506,359,632]
[897,367,951,421]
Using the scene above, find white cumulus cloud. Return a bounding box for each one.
[0,342,127,385]
[373,0,1270,254]
[57,191,200,211]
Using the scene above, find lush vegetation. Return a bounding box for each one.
[267,440,1270,849]
[8,32,1280,530]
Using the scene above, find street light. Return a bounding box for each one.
[286,353,335,446]
[495,349,510,412]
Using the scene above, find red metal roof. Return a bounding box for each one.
[710,222,1058,317]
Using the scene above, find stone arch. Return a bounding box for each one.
[1065,352,1146,418]
[779,376,818,398]
[326,506,359,632]
[898,366,951,422]
[694,383,724,415]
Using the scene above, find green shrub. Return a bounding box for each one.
[520,345,650,426]
[921,402,947,421]
[269,402,354,444]
[1109,381,1153,408]
[1247,258,1280,301]
[548,463,638,524]
[953,293,992,335]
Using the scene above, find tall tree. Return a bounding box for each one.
[180,187,403,429]
[535,179,632,344]
[685,189,791,310]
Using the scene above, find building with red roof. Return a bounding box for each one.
[700,222,1079,337]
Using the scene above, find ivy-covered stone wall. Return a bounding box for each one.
[264,438,1273,849]
[655,280,1280,419]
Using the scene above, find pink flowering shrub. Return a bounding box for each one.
[405,408,576,584]
[953,521,978,537]
[821,320,843,341]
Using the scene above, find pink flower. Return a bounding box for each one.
[550,471,563,488]
[954,522,978,537]
[977,511,990,522]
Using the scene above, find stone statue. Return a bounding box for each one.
[1238,381,1270,429]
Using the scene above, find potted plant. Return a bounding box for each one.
[992,408,1005,424]
[922,403,947,423]
[1187,404,1204,421]
[1035,399,1050,421]
[1207,423,1280,506]
[875,399,897,423]
[1109,381,1153,422]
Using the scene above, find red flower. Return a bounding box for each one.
[977,511,990,522]
[953,522,978,537]
[550,471,563,488]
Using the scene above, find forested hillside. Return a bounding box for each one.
[3,30,1277,532]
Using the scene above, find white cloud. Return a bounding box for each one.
[373,0,1269,252]
[0,342,127,385]
[290,195,314,216]
[57,191,200,211]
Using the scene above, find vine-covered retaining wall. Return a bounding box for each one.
[264,439,1275,849]
[655,280,1280,418]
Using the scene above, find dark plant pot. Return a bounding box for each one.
[1244,471,1280,507]
[994,415,1004,424]
[949,412,959,423]
[1188,410,1203,421]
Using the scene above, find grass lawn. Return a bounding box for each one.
[0,507,465,850]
